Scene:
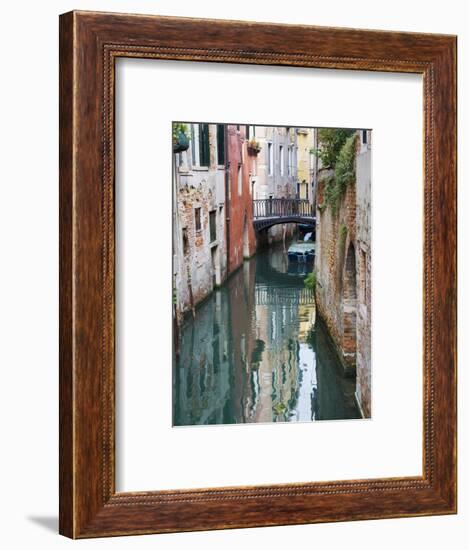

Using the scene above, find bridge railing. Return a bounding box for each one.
[253,198,314,219]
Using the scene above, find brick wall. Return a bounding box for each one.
[315,176,357,375]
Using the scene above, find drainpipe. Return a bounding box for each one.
[224,124,231,274]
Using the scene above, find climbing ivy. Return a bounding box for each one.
[323,133,357,214]
[313,128,355,169]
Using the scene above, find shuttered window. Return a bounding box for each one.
[209,210,217,243]
[217,124,225,165]
[199,124,210,167]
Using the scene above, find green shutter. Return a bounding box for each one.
[199,124,210,166]
[217,124,225,165]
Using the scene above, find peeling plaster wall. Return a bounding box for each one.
[173,124,227,319]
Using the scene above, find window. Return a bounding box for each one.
[194,207,201,231]
[198,123,210,167]
[362,129,368,144]
[279,145,284,175]
[288,147,292,175]
[268,143,273,175]
[217,124,225,165]
[209,210,217,243]
[238,165,243,196]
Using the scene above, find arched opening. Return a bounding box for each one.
[342,243,357,364]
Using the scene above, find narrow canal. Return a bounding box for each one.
[173,246,360,426]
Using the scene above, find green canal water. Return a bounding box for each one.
[173,246,360,426]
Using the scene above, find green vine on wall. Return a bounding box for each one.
[321,133,357,214]
[312,128,355,169]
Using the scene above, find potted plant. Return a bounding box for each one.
[172,122,190,153]
[247,138,262,156]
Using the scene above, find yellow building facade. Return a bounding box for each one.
[296,128,315,201]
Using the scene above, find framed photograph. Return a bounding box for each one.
[59,11,457,538]
[172,121,368,428]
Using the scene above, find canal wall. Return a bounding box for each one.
[314,131,371,418]
[315,168,357,373]
[173,124,228,320]
[226,125,257,273]
[173,124,258,321]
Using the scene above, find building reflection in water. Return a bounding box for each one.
[173,247,360,426]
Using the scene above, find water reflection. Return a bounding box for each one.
[173,247,360,426]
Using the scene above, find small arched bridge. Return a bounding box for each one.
[253,198,316,232]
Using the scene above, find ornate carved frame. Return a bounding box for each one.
[59,11,457,538]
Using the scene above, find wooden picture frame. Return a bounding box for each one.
[59,10,457,538]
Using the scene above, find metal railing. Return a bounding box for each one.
[253,198,314,219]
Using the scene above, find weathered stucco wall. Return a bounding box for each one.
[355,131,372,417]
[173,124,228,319]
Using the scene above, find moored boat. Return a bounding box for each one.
[287,241,315,263]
